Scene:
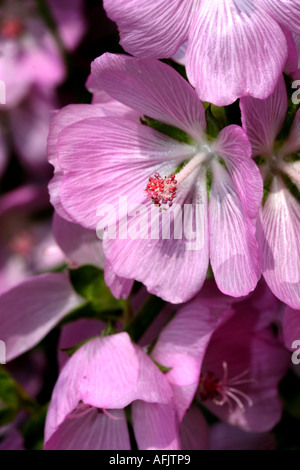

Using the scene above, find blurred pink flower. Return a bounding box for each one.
[0,185,64,294]
[0,0,86,176]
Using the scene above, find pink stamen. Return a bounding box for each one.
[198,361,254,413]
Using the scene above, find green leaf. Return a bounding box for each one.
[0,366,20,425]
[205,104,225,138]
[0,366,40,426]
[69,265,126,315]
[22,404,48,450]
[141,116,195,145]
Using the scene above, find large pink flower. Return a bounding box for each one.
[240,75,300,309]
[103,0,300,105]
[48,53,263,303]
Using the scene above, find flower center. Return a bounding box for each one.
[9,230,34,257]
[145,152,209,208]
[1,17,24,39]
[198,362,254,413]
[145,172,177,208]
[74,402,121,420]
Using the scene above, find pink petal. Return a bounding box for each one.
[209,161,260,297]
[186,0,287,105]
[282,305,300,351]
[103,170,209,304]
[103,0,197,59]
[9,89,54,176]
[151,291,234,419]
[104,260,134,300]
[91,53,206,141]
[259,0,300,36]
[52,213,105,269]
[281,108,300,156]
[0,184,49,219]
[180,405,209,450]
[45,333,139,441]
[258,177,300,309]
[45,333,174,444]
[283,28,299,75]
[202,310,290,432]
[210,423,275,450]
[58,116,196,229]
[0,429,24,450]
[0,273,83,362]
[172,42,187,66]
[48,102,131,221]
[48,0,87,51]
[213,125,263,219]
[45,407,130,450]
[131,401,180,450]
[58,318,105,370]
[240,75,287,156]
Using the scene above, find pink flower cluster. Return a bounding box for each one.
[0,0,300,451]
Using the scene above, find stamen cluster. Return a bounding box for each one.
[145,172,177,208]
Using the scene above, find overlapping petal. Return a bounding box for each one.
[57,117,196,229]
[103,0,198,59]
[258,177,300,309]
[91,53,206,141]
[151,290,234,419]
[240,76,288,157]
[186,0,287,105]
[209,161,260,297]
[0,273,84,361]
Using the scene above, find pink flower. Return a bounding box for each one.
[151,281,290,433]
[0,0,65,108]
[0,185,64,294]
[48,53,263,303]
[48,0,86,52]
[103,0,300,105]
[2,89,57,177]
[0,0,86,176]
[240,75,300,309]
[44,332,180,450]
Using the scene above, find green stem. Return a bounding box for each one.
[124,295,166,343]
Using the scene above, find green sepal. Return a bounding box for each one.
[141,116,195,145]
[69,265,126,315]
